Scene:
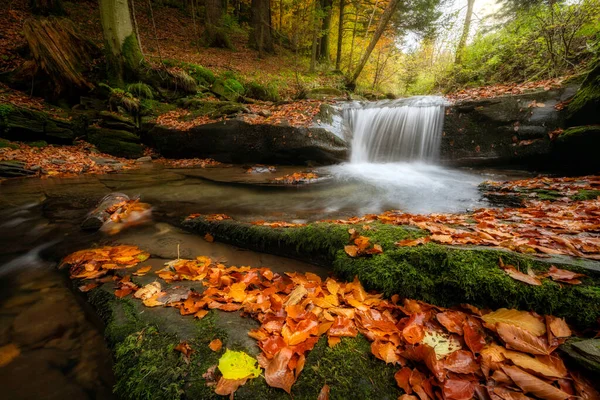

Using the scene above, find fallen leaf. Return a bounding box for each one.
[317,384,330,400]
[502,365,570,400]
[0,343,20,367]
[497,323,551,355]
[209,339,223,352]
[482,308,546,336]
[204,233,214,243]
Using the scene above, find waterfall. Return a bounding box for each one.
[344,96,447,163]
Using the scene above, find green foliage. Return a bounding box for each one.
[127,83,154,100]
[245,81,281,102]
[441,1,600,90]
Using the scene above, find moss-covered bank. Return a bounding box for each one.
[85,279,401,399]
[182,217,600,328]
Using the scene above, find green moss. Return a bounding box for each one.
[212,78,245,102]
[122,34,144,80]
[87,128,143,159]
[0,138,18,149]
[572,190,600,201]
[0,103,13,119]
[182,217,600,328]
[127,83,154,100]
[245,81,280,102]
[28,140,48,148]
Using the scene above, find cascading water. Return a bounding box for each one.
[325,95,487,214]
[344,96,447,163]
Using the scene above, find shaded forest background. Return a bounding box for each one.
[0,0,599,99]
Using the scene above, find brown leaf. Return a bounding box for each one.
[204,233,214,243]
[436,311,466,335]
[502,350,567,378]
[502,266,542,286]
[463,317,487,354]
[546,266,585,283]
[214,377,248,396]
[501,365,570,400]
[0,343,20,367]
[265,347,295,393]
[396,237,431,247]
[482,309,546,336]
[545,316,571,338]
[443,349,480,374]
[496,322,551,355]
[442,379,475,400]
[317,384,330,400]
[394,367,413,394]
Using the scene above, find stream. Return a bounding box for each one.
[0,97,532,399]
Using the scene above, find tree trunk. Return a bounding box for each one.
[309,0,320,72]
[347,0,399,89]
[99,0,144,84]
[455,0,475,65]
[318,0,333,62]
[249,0,274,54]
[29,0,65,16]
[335,0,345,71]
[203,0,231,48]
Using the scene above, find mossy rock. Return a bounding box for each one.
[211,78,245,102]
[245,82,280,102]
[568,60,600,126]
[560,338,600,374]
[0,104,75,144]
[306,87,344,100]
[181,217,600,329]
[85,279,401,399]
[87,127,143,159]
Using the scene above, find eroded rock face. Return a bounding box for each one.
[144,119,349,165]
[441,85,579,168]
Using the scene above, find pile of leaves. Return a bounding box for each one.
[323,199,600,260]
[61,245,150,280]
[481,176,600,203]
[154,157,220,168]
[344,229,383,257]
[445,78,565,102]
[63,246,599,398]
[251,220,307,228]
[243,100,326,127]
[270,172,319,185]
[0,141,137,177]
[155,109,216,130]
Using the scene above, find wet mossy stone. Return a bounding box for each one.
[245,81,280,102]
[85,279,401,399]
[176,99,249,118]
[181,217,600,329]
[211,78,245,102]
[0,104,75,144]
[568,59,600,126]
[87,127,143,159]
[306,87,345,100]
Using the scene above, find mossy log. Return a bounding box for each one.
[181,217,600,329]
[19,18,98,96]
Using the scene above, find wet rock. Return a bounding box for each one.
[0,105,76,144]
[135,156,152,163]
[90,156,120,165]
[0,355,88,400]
[145,119,348,165]
[0,161,36,178]
[87,127,143,159]
[257,109,272,118]
[441,84,578,169]
[51,159,66,165]
[560,338,600,373]
[12,296,83,346]
[305,87,345,100]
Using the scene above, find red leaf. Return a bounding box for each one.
[463,317,487,354]
[442,380,475,400]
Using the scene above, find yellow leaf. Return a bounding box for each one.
[218,349,261,380]
[482,308,546,336]
[228,282,247,303]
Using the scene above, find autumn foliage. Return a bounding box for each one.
[61,245,600,398]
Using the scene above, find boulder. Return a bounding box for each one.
[211,78,244,102]
[552,125,600,173]
[0,104,77,144]
[441,85,578,169]
[306,87,345,100]
[144,119,348,165]
[87,127,143,159]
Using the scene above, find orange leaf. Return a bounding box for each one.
[503,266,542,286]
[441,379,475,400]
[344,245,359,257]
[317,384,330,400]
[394,367,413,394]
[214,377,248,396]
[133,265,152,276]
[204,233,214,243]
[209,339,223,352]
[546,316,571,338]
[327,336,341,348]
[371,340,401,364]
[264,348,296,393]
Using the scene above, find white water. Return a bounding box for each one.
[345,96,447,163]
